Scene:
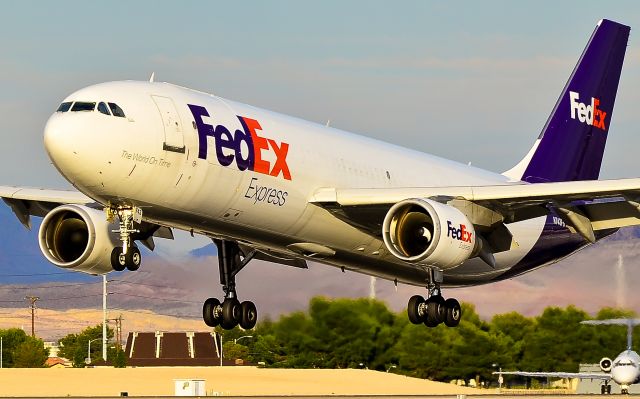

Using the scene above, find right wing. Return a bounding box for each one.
[494,371,610,381]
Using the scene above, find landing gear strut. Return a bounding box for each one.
[202,239,258,330]
[108,206,143,272]
[407,270,461,328]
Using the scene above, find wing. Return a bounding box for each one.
[0,186,173,250]
[0,186,95,229]
[310,178,640,245]
[494,371,610,380]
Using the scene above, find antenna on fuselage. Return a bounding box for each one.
[149,72,155,83]
[582,319,640,351]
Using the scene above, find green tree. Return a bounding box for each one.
[58,324,113,367]
[12,338,48,368]
[0,328,31,367]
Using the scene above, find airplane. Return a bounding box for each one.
[0,19,638,331]
[495,319,640,395]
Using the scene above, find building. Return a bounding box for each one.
[124,331,236,366]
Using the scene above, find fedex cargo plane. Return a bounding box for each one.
[2,19,638,330]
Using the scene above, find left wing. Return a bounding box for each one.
[494,371,610,381]
[0,186,173,250]
[310,178,640,244]
[0,186,95,229]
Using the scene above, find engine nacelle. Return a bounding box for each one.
[600,357,613,372]
[382,198,476,269]
[38,204,120,274]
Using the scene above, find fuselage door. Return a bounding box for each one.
[152,95,185,153]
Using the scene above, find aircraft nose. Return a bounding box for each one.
[44,113,79,179]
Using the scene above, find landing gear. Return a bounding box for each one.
[202,239,258,330]
[110,245,141,271]
[601,382,612,395]
[407,273,461,328]
[621,387,628,395]
[108,206,143,272]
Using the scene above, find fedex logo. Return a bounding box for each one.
[188,104,291,180]
[447,221,472,243]
[569,91,607,131]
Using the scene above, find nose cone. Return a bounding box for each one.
[44,113,79,182]
[612,366,638,385]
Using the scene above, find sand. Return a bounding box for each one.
[0,366,482,397]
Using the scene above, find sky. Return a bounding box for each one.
[1,1,640,326]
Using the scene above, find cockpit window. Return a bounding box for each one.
[57,102,72,112]
[97,102,111,116]
[71,102,96,112]
[108,103,126,118]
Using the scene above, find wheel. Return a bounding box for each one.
[424,295,444,327]
[239,301,258,330]
[111,247,126,271]
[221,298,241,329]
[601,385,605,395]
[607,385,611,395]
[622,388,628,395]
[203,298,220,327]
[444,298,462,327]
[125,246,141,271]
[407,295,425,324]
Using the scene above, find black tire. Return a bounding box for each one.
[221,298,241,329]
[111,247,126,272]
[203,297,220,327]
[407,295,425,324]
[444,298,462,327]
[239,301,258,330]
[607,385,612,395]
[424,295,444,327]
[125,246,141,271]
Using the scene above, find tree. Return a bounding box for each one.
[58,324,114,367]
[12,338,48,368]
[0,328,47,368]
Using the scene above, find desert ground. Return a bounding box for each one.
[0,367,482,397]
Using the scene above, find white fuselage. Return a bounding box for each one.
[611,351,640,388]
[43,81,569,287]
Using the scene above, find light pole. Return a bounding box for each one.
[86,338,101,365]
[492,363,503,392]
[234,335,253,344]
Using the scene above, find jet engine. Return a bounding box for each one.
[600,357,613,372]
[38,204,120,274]
[382,198,476,269]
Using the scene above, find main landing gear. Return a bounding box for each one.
[407,282,461,328]
[109,207,142,272]
[600,382,612,395]
[202,239,258,330]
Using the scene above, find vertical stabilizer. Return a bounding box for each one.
[505,19,630,183]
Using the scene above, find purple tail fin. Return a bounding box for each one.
[513,19,630,183]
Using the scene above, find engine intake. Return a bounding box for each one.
[38,205,120,274]
[600,357,612,372]
[382,198,476,269]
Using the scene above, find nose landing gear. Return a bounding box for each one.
[108,206,143,272]
[202,239,258,330]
